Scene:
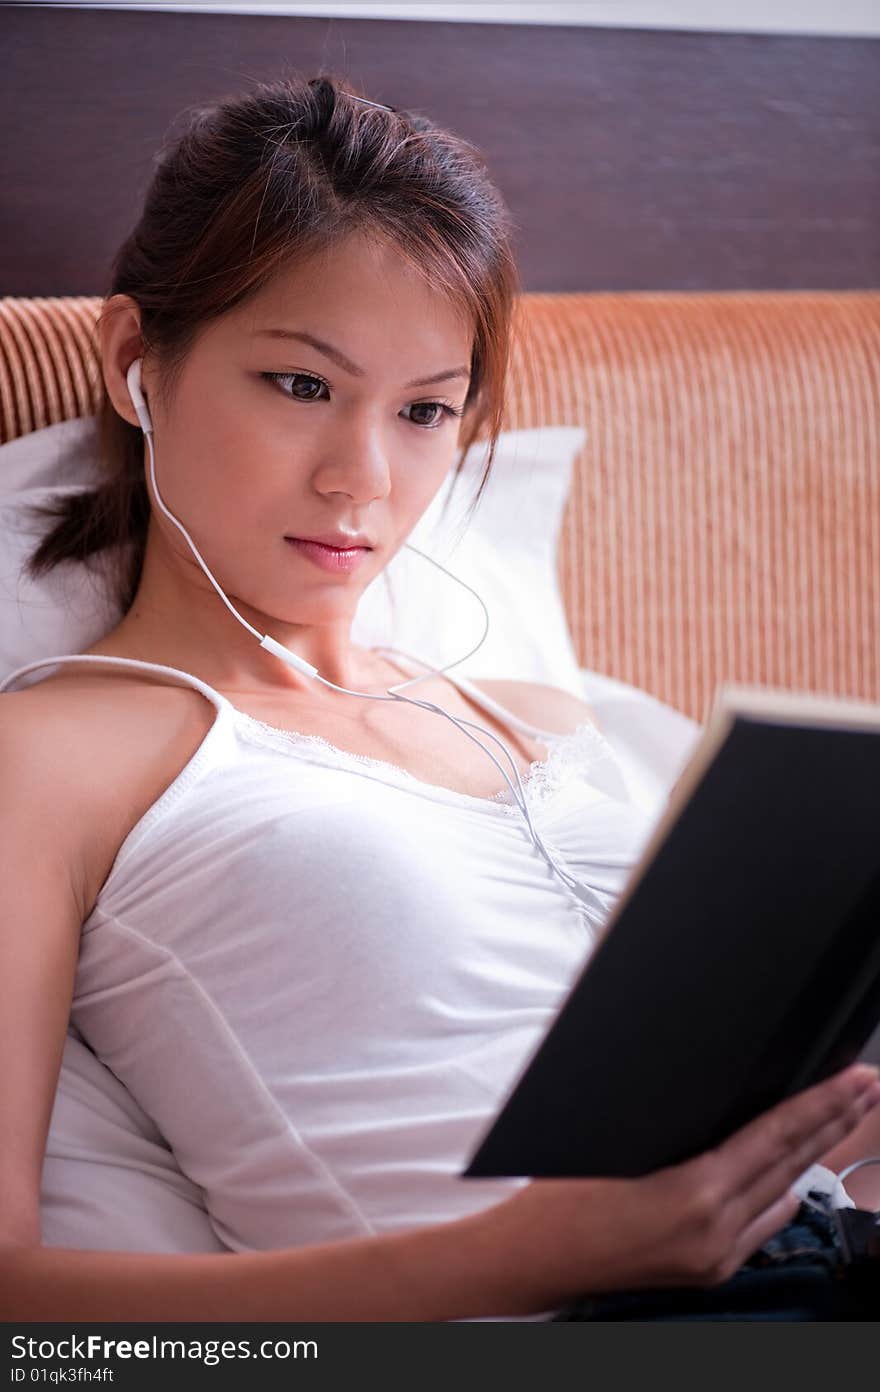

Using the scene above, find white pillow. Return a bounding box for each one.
[0,419,122,678]
[0,415,585,692]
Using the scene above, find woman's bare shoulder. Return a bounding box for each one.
[0,671,215,915]
[0,673,109,760]
[469,677,602,736]
[1,663,209,726]
[0,666,168,747]
[1,668,216,799]
[0,679,124,919]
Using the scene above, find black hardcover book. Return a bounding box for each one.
[463,684,880,1180]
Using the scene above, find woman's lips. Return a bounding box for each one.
[285,537,370,573]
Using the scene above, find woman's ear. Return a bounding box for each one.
[98,295,148,430]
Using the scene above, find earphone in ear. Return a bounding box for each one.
[126,358,154,435]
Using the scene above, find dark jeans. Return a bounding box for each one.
[550,1202,880,1322]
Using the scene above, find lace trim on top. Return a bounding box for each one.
[503,718,624,811]
[230,707,625,815]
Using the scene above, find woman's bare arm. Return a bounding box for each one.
[0,703,87,1250]
[0,1206,532,1322]
[3,1065,877,1323]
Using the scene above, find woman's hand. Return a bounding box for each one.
[485,1062,880,1313]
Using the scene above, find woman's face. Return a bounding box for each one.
[139,230,474,630]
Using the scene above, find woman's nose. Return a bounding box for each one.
[315,418,393,500]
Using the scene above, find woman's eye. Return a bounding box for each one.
[403,401,450,429]
[401,400,465,425]
[264,371,328,402]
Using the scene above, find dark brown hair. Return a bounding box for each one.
[24,72,521,616]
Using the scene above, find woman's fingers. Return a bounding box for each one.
[657,1067,880,1288]
[717,1064,880,1205]
[724,1074,880,1224]
[715,1190,803,1284]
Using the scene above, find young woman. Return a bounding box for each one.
[1,74,877,1322]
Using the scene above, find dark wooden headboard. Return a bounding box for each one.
[2,5,878,295]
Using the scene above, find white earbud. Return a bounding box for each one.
[126,358,154,435]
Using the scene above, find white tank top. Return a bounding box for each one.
[3,648,657,1311]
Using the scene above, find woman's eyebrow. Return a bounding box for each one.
[254,328,470,388]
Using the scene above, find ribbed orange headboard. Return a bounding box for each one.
[2,292,878,723]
